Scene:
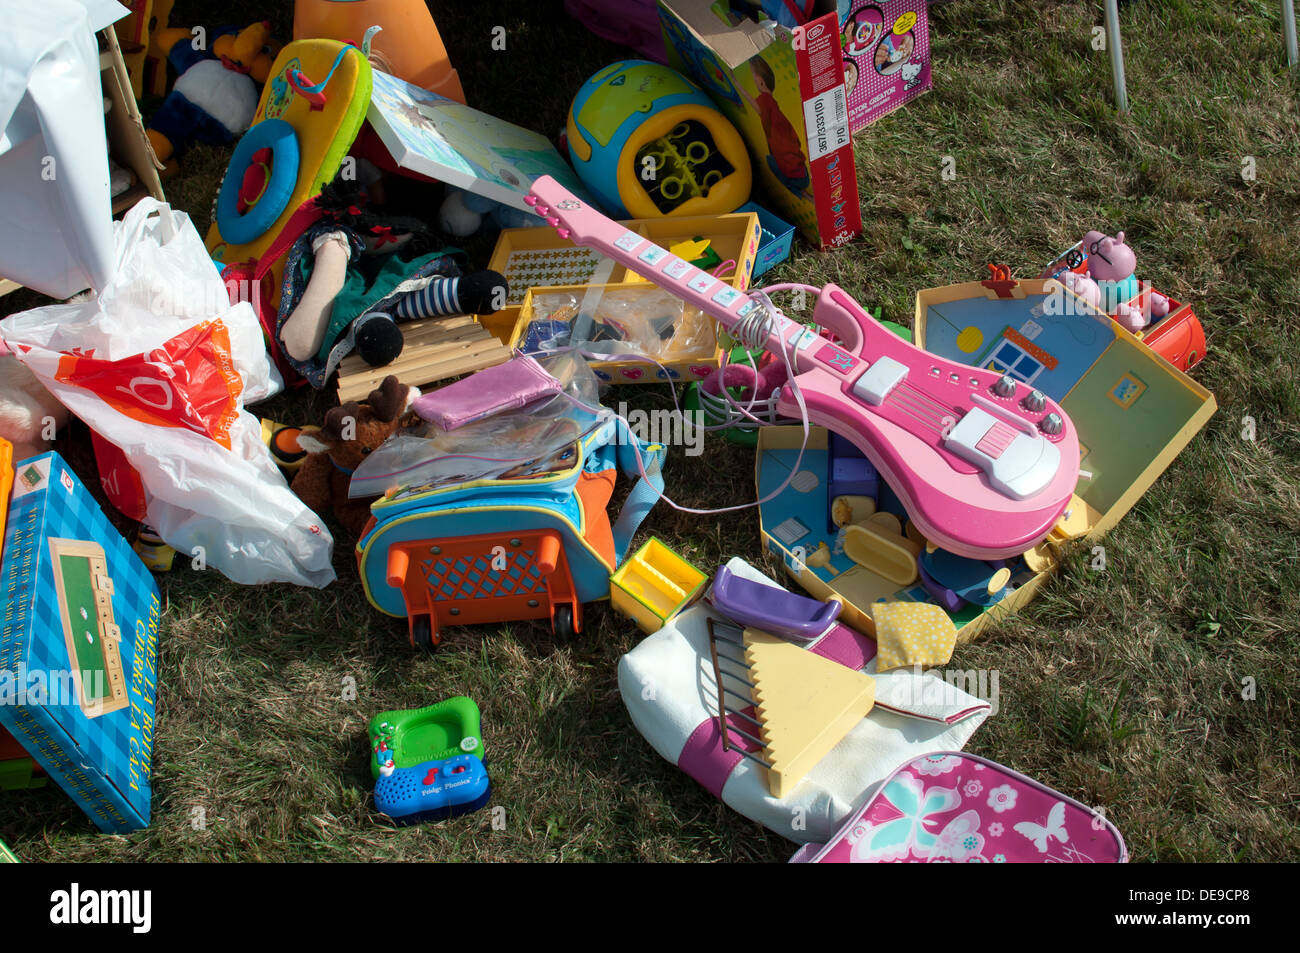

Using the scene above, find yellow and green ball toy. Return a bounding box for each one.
[567,60,751,219]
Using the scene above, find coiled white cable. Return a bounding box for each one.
[531,283,818,517]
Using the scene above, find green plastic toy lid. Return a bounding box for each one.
[368,696,484,780]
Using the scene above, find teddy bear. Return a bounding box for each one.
[0,349,68,462]
[290,376,419,537]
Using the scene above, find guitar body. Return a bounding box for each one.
[778,286,1078,558]
[524,177,1080,559]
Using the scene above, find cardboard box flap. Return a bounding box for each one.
[662,0,775,67]
[661,0,839,69]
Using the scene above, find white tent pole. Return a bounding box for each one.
[1284,0,1299,67]
[1104,0,1130,112]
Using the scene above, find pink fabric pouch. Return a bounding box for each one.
[790,751,1128,863]
[412,355,561,431]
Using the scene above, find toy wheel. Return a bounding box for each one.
[215,119,300,246]
[411,615,436,653]
[553,604,577,643]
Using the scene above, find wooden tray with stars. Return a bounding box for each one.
[477,211,761,349]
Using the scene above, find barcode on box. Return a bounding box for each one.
[803,86,851,161]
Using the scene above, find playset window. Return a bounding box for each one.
[982,339,1046,385]
[1107,373,1147,409]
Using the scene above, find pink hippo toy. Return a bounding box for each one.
[1082,230,1170,332]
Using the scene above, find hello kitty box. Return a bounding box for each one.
[790,751,1129,863]
[838,1,932,131]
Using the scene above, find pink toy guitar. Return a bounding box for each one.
[525,177,1080,559]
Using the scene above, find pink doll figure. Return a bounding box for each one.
[1082,230,1170,332]
[1049,269,1103,314]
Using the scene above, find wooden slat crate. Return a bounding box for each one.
[334,315,512,403]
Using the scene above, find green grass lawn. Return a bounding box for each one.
[1,0,1297,861]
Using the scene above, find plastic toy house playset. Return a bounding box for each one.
[755,276,1216,640]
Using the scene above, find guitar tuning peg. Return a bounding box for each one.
[546,216,559,227]
[557,228,571,240]
[523,195,538,206]
[535,205,550,216]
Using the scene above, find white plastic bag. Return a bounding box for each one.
[0,1,128,296]
[0,198,336,588]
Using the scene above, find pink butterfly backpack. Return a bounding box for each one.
[790,752,1128,863]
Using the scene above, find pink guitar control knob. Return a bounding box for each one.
[1040,412,1063,435]
[993,374,1018,398]
[1023,390,1046,412]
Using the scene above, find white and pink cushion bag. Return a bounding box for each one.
[790,751,1128,863]
[617,558,992,845]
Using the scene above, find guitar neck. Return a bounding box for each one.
[524,179,781,344]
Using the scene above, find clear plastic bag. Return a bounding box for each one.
[0,199,335,588]
[521,285,716,361]
[349,352,611,498]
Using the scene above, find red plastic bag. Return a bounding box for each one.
[55,319,244,451]
[90,430,148,522]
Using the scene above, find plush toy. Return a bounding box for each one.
[1081,230,1171,332]
[277,175,509,389]
[291,376,419,537]
[0,350,68,462]
[437,186,539,238]
[146,21,282,169]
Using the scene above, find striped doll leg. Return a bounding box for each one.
[393,271,508,321]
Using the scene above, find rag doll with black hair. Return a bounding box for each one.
[277,169,507,389]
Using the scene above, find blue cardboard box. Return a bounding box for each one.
[0,453,160,833]
[738,201,796,278]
